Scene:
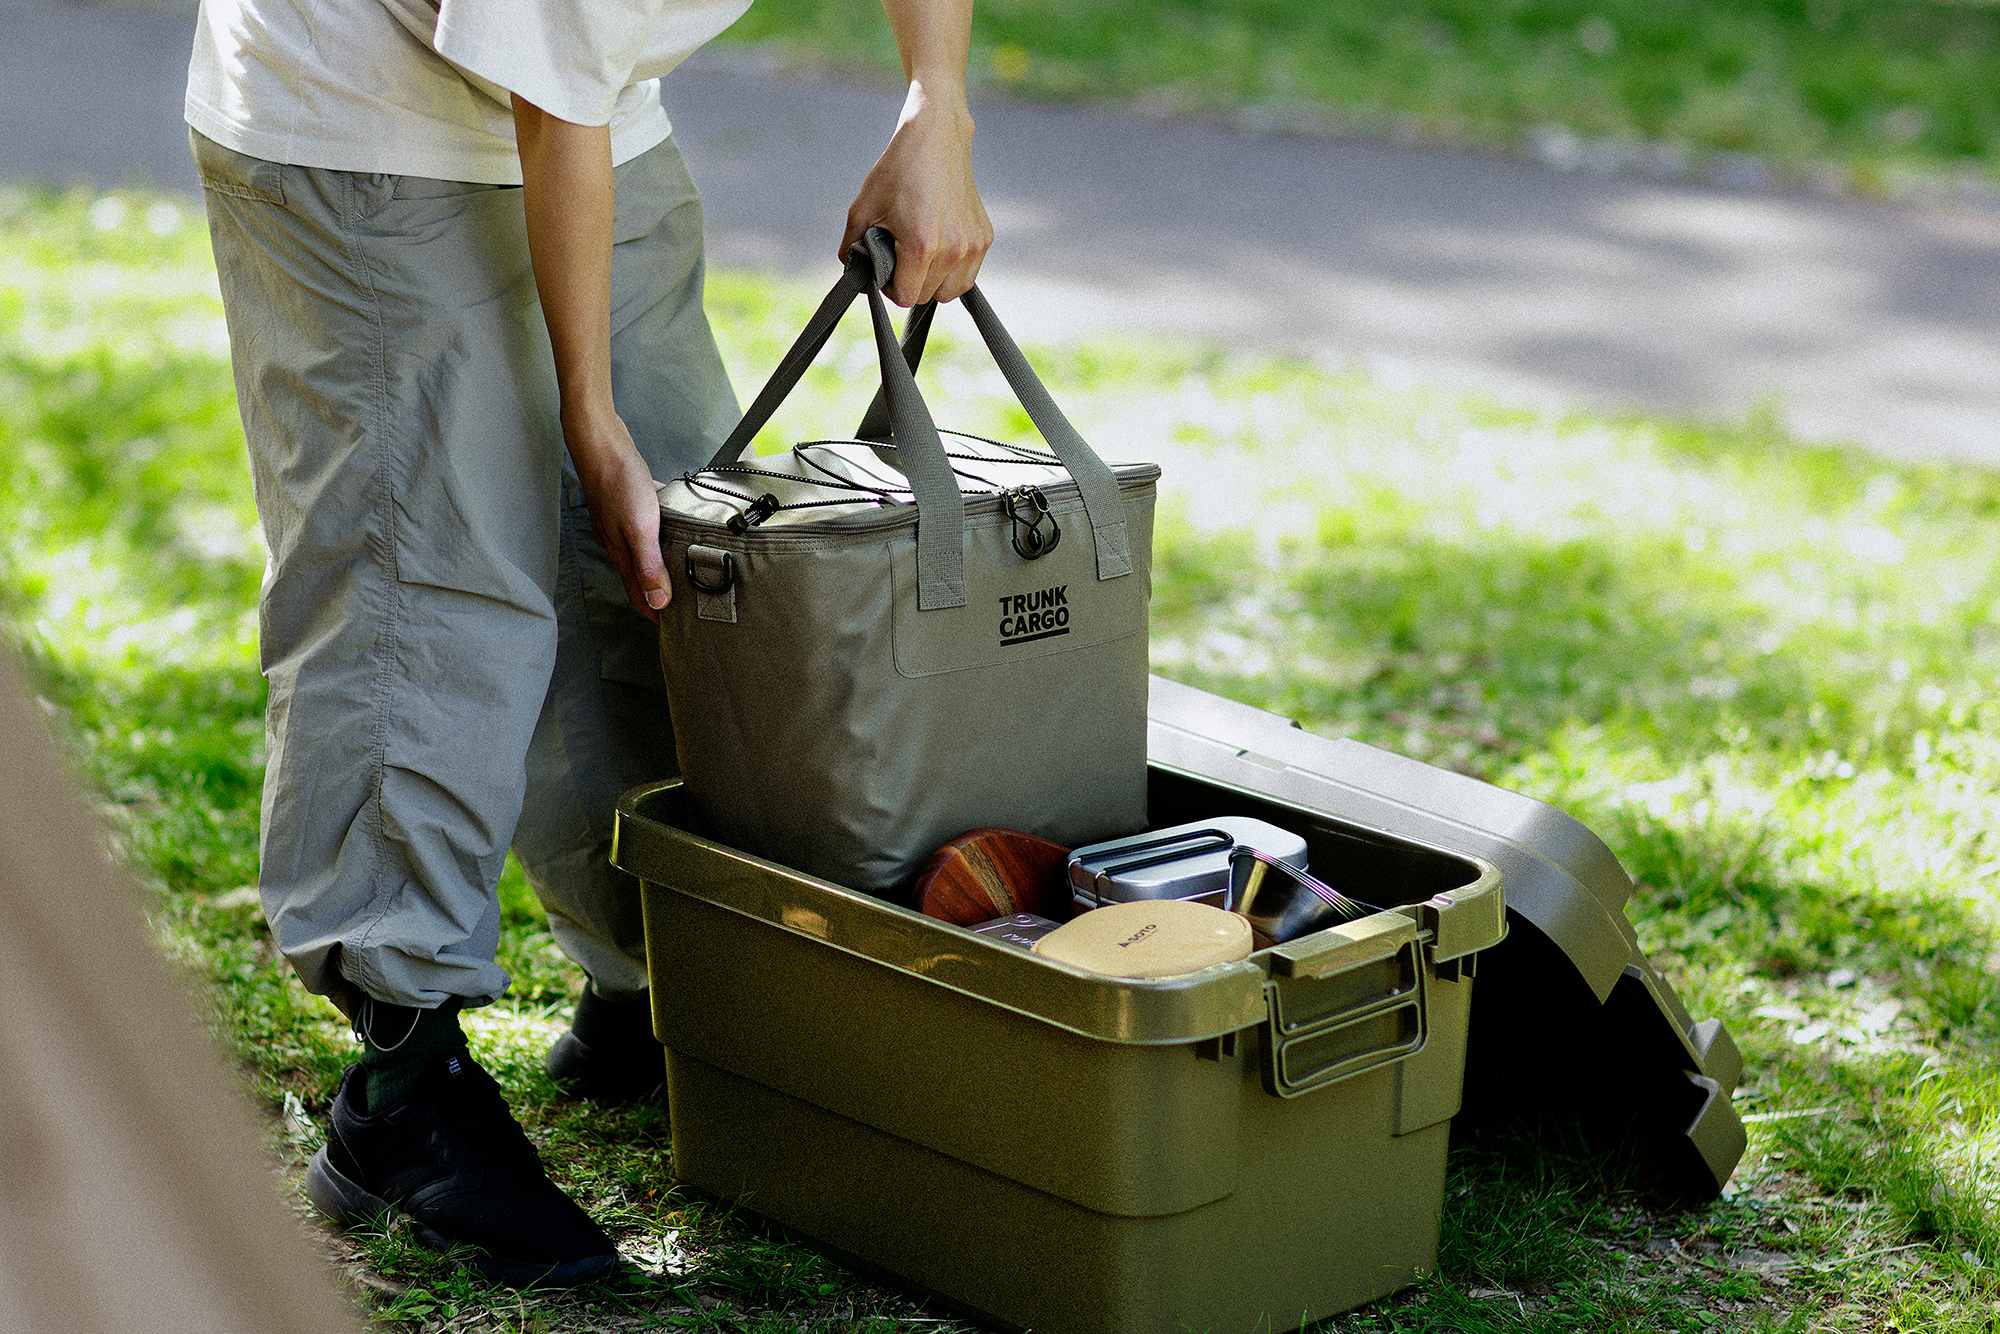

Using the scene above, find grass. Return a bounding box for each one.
[717,0,2000,199]
[7,182,2000,1331]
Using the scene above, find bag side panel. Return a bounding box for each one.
[657,492,1153,895]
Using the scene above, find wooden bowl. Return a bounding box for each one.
[913,828,1074,926]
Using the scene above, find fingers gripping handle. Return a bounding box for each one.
[854,226,897,291]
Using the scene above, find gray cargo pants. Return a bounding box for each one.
[194,130,738,1010]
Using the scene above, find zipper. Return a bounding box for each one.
[663,468,1159,551]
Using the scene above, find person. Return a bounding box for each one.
[183,0,992,1287]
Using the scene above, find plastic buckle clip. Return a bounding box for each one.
[1003,486,1061,560]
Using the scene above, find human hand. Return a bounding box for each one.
[841,79,993,307]
[567,414,670,620]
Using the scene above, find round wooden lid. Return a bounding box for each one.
[1032,899,1254,979]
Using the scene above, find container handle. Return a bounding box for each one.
[1260,921,1427,1098]
[1071,827,1235,907]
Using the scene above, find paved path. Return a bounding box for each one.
[6,0,1999,465]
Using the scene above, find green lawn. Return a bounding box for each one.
[7,185,2000,1331]
[724,0,2000,196]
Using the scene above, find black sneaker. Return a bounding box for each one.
[545,987,666,1104]
[305,1049,620,1287]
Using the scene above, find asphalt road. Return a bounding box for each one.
[6,0,1999,466]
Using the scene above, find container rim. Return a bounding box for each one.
[614,777,1504,1046]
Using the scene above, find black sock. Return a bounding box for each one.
[355,996,468,1114]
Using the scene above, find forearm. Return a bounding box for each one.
[511,95,619,448]
[879,0,974,99]
[842,0,992,304]
[511,94,670,615]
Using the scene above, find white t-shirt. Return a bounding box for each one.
[185,0,753,184]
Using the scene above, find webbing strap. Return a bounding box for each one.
[960,286,1132,580]
[864,283,965,608]
[699,227,1130,609]
[705,258,871,469]
[855,299,935,445]
[855,288,1130,581]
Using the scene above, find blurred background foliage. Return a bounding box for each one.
[723,0,2000,193]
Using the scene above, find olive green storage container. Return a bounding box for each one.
[613,763,1505,1334]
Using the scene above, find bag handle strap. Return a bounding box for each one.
[704,228,889,470]
[958,285,1133,581]
[851,285,1134,584]
[848,292,1136,584]
[854,300,935,444]
[704,227,1132,608]
[703,231,965,607]
[862,269,969,608]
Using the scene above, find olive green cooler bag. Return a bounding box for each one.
[655,232,1158,898]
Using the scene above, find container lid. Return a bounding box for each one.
[1145,674,1748,1201]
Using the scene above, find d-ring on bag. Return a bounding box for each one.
[655,229,1159,897]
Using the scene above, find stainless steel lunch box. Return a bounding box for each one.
[1067,816,1308,911]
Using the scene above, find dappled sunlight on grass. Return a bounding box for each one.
[1092,348,2000,1321]
[10,186,2000,1331]
[900,301,2000,1329]
[1118,369,1999,777]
